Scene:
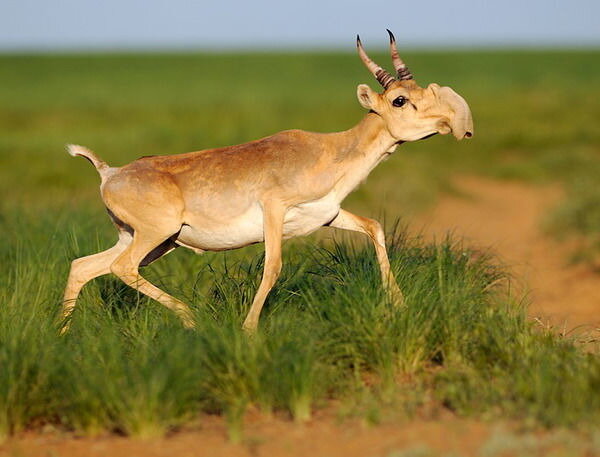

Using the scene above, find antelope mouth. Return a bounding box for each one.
[419,132,438,141]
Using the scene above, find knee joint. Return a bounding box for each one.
[364,219,385,243]
[263,260,282,285]
[110,260,134,279]
[69,257,85,273]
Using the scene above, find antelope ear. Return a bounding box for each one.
[357,84,378,110]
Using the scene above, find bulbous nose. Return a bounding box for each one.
[438,86,473,141]
[452,125,474,140]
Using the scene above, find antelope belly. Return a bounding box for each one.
[177,206,264,251]
[282,194,340,238]
[176,194,340,251]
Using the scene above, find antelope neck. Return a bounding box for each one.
[331,112,398,163]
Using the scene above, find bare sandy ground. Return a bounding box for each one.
[3,414,493,457]
[2,176,599,457]
[415,176,599,332]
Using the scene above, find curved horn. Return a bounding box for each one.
[386,29,413,81]
[356,34,396,89]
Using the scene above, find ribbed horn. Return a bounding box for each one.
[356,34,396,89]
[386,29,413,81]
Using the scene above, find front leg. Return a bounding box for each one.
[242,201,285,333]
[329,209,403,304]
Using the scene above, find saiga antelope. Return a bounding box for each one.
[62,31,473,332]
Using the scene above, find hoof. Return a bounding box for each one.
[242,320,258,335]
[388,287,405,307]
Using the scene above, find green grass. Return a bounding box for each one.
[1,50,599,218]
[1,50,600,440]
[0,210,599,440]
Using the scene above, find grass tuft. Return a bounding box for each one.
[0,210,599,439]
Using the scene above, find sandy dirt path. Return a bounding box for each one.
[415,176,600,332]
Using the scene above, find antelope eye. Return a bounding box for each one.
[392,96,407,107]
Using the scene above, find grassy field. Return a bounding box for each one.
[2,50,599,215]
[1,50,600,441]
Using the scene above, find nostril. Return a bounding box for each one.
[464,131,473,138]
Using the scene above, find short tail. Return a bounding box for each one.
[66,144,111,179]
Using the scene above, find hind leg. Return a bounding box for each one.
[61,231,132,331]
[101,167,192,326]
[63,231,131,306]
[110,229,194,328]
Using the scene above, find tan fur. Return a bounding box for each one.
[62,35,473,333]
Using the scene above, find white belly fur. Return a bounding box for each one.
[176,193,340,251]
[282,192,340,238]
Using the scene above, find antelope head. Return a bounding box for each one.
[356,30,473,142]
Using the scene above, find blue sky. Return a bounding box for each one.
[1,0,599,50]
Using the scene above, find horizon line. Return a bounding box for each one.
[1,41,599,55]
